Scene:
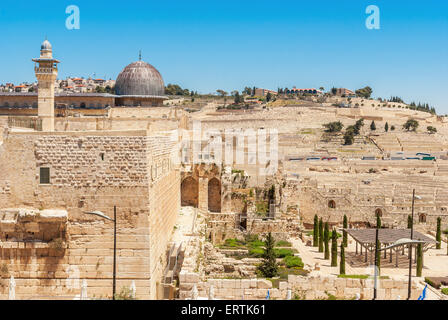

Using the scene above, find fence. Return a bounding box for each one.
[8,116,42,131]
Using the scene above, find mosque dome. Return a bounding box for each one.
[115,60,165,96]
[41,40,52,51]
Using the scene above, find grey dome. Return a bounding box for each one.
[41,40,52,51]
[115,61,165,96]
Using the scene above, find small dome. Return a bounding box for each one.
[41,40,52,51]
[115,61,165,96]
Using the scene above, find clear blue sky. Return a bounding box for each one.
[1,0,447,113]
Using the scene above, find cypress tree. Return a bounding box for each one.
[340,243,346,275]
[416,243,423,277]
[370,120,376,131]
[318,218,324,252]
[257,232,278,277]
[376,237,381,275]
[436,217,442,249]
[313,215,319,247]
[407,215,413,229]
[343,215,348,247]
[324,223,330,260]
[331,228,338,267]
[385,122,389,132]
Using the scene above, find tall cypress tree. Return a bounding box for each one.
[324,223,330,260]
[318,218,324,252]
[376,213,382,229]
[436,217,442,249]
[340,243,346,275]
[313,215,319,247]
[257,232,278,278]
[407,215,413,229]
[343,215,348,247]
[385,122,389,132]
[416,243,423,277]
[376,237,381,275]
[331,228,338,267]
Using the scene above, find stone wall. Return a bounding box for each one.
[178,274,423,300]
[0,130,179,299]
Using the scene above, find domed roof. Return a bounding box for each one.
[115,60,165,96]
[41,40,52,51]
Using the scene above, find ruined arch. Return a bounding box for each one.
[375,208,383,217]
[208,178,221,213]
[181,177,198,208]
[328,200,336,209]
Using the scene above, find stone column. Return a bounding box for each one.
[198,177,208,212]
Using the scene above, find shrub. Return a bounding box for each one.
[114,286,136,300]
[284,256,304,268]
[248,240,265,248]
[257,233,278,278]
[323,121,344,133]
[441,288,448,296]
[224,238,245,248]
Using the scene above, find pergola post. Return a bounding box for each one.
[365,246,368,263]
[383,245,387,259]
[389,248,393,263]
[356,242,358,255]
[396,248,399,267]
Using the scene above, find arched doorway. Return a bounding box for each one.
[181,177,198,207]
[328,200,336,209]
[208,178,221,213]
[375,208,383,217]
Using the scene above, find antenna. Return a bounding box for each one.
[139,50,142,61]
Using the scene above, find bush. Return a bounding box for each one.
[284,256,304,268]
[114,286,136,300]
[248,240,265,248]
[223,238,245,248]
[323,121,344,133]
[425,277,441,289]
[441,288,448,296]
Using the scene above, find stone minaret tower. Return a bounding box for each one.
[32,39,59,131]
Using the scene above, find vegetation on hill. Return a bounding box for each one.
[165,83,192,96]
[355,86,373,99]
[403,119,419,132]
[323,121,344,133]
[427,126,437,134]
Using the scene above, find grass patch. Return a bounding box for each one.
[248,247,264,258]
[276,240,292,247]
[255,201,269,216]
[283,256,304,268]
[274,248,295,258]
[441,288,448,296]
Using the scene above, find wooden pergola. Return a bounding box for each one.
[345,229,438,268]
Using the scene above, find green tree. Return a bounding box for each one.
[257,233,278,277]
[343,128,355,145]
[313,215,319,247]
[343,215,348,247]
[370,120,376,131]
[266,92,273,102]
[323,121,344,133]
[416,243,423,277]
[403,119,419,132]
[324,222,330,260]
[340,243,346,275]
[391,125,396,131]
[436,217,442,249]
[376,237,381,275]
[385,122,389,132]
[355,86,373,99]
[318,218,324,252]
[331,228,338,267]
[427,126,437,134]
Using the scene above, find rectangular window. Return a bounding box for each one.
[40,167,50,184]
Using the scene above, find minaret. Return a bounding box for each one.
[32,39,60,131]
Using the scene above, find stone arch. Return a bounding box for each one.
[328,200,336,209]
[375,208,383,217]
[181,177,198,207]
[208,178,221,213]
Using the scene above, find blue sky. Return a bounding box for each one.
[0,0,447,113]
